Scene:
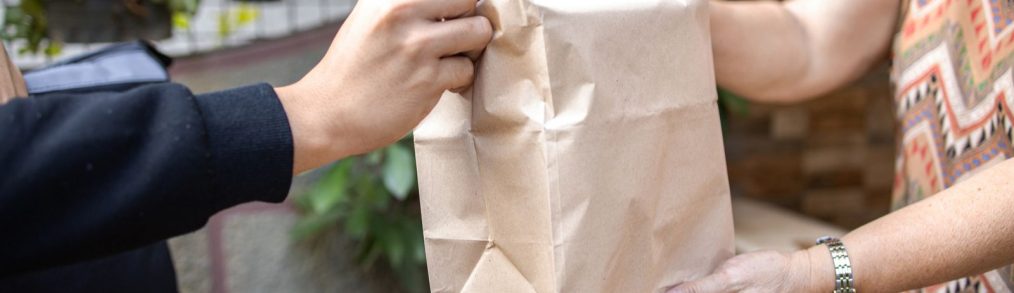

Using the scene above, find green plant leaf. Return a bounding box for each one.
[365,150,382,165]
[290,208,341,240]
[355,173,391,209]
[345,201,371,239]
[717,87,750,116]
[382,144,415,200]
[358,238,383,269]
[20,0,44,23]
[308,160,352,214]
[217,11,231,38]
[43,41,61,56]
[294,139,426,291]
[172,12,190,29]
[406,218,426,263]
[235,4,259,25]
[379,224,406,268]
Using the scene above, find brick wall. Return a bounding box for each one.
[723,65,896,229]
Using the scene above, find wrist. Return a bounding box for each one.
[799,245,836,292]
[274,84,350,173]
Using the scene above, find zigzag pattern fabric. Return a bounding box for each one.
[892,0,1014,291]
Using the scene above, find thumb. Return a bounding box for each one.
[667,272,732,293]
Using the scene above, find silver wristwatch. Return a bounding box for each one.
[816,236,856,293]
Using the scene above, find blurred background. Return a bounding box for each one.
[2,0,896,291]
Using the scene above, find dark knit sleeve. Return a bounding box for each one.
[0,83,293,276]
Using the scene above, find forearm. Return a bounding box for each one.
[0,83,293,275]
[710,0,897,103]
[802,160,1014,292]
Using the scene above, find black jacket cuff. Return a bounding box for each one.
[194,83,293,205]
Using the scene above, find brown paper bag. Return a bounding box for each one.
[0,44,28,104]
[414,0,734,291]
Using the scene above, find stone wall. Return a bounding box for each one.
[723,65,897,229]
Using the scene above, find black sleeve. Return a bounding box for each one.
[0,83,294,276]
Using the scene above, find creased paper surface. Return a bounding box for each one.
[414,0,734,292]
[0,44,27,104]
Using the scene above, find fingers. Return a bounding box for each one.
[436,56,475,90]
[667,272,732,293]
[412,0,478,20]
[422,16,493,58]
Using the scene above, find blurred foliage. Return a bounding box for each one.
[168,0,202,29]
[217,4,259,38]
[293,136,428,293]
[1,0,57,55]
[0,0,260,55]
[0,0,199,55]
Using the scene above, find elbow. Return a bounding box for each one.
[719,58,881,105]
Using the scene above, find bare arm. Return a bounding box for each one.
[672,159,1014,292]
[810,159,1014,292]
[710,0,898,103]
[674,1,1014,292]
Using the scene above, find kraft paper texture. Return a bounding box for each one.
[0,44,27,104]
[414,0,734,291]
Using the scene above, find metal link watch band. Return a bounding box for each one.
[816,236,856,293]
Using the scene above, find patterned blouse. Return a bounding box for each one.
[891,0,1014,291]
